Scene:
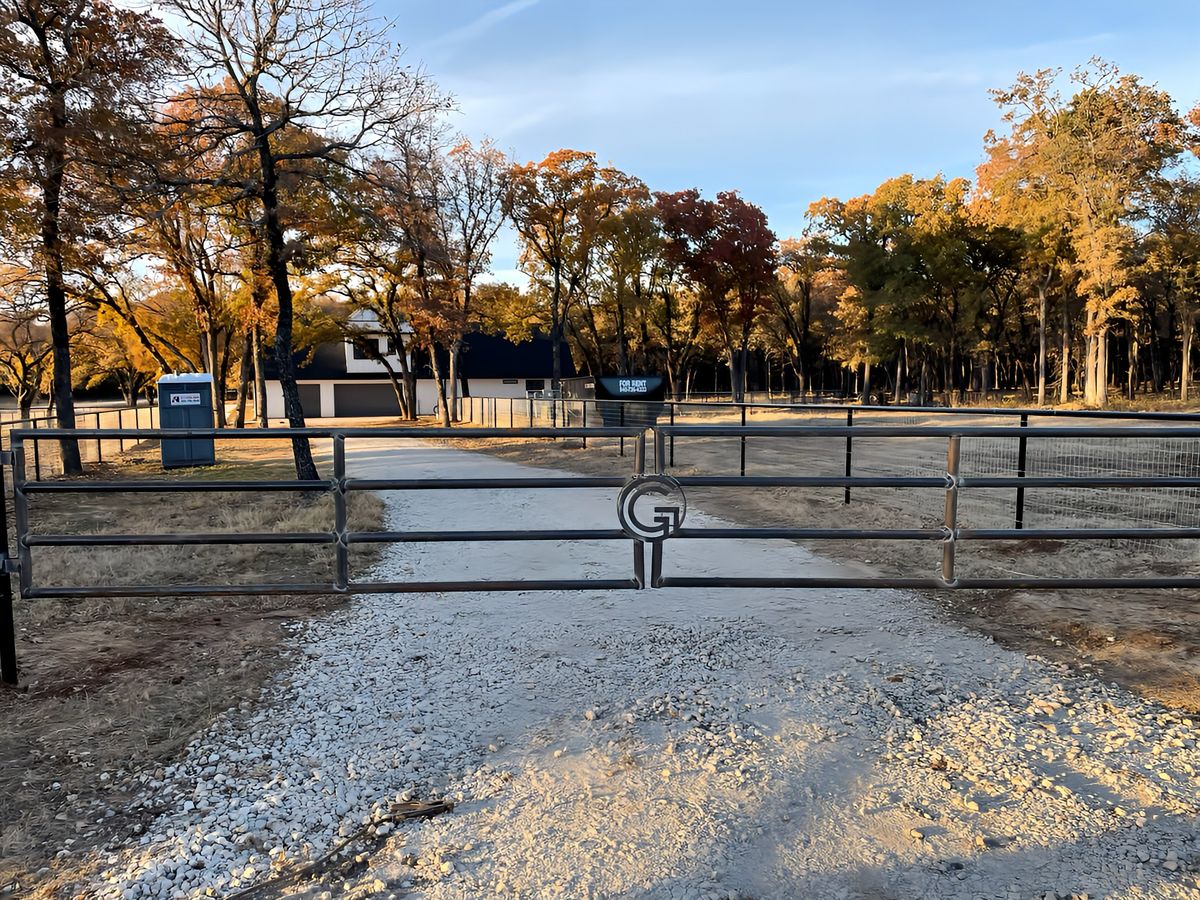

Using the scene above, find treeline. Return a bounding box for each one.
[2,0,1198,480]
[514,61,1200,410]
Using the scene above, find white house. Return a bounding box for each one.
[264,313,574,418]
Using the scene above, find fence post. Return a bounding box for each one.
[581,401,587,448]
[30,419,40,483]
[95,412,102,464]
[509,398,514,429]
[0,452,17,685]
[740,405,747,476]
[1015,412,1029,529]
[118,408,124,454]
[619,402,625,457]
[942,434,961,585]
[332,434,349,592]
[669,402,675,467]
[529,397,534,428]
[844,408,854,504]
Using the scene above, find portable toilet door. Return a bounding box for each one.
[156,373,216,468]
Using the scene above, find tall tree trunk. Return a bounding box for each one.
[1127,333,1138,401]
[427,336,451,427]
[214,329,230,428]
[1037,281,1048,405]
[1059,305,1070,405]
[257,142,318,479]
[373,352,409,419]
[40,131,82,474]
[447,338,462,423]
[615,296,629,376]
[738,343,750,402]
[1096,325,1109,407]
[233,329,253,428]
[391,338,416,420]
[550,267,563,394]
[253,326,268,428]
[860,360,872,403]
[1182,310,1194,401]
[1083,306,1098,405]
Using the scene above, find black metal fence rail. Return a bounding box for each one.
[0,403,159,479]
[5,419,1200,687]
[650,423,1200,591]
[467,393,1200,426]
[467,395,1200,528]
[0,426,647,683]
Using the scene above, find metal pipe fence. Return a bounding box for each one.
[0,403,159,475]
[466,395,1200,531]
[649,423,1200,591]
[4,415,1200,685]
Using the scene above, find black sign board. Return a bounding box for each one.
[594,376,667,401]
[594,375,666,426]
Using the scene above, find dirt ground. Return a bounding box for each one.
[460,425,1200,714]
[0,437,384,893]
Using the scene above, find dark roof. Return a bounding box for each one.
[443,332,576,380]
[265,331,575,381]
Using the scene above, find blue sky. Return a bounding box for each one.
[387,1,1200,280]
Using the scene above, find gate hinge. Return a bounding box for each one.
[0,450,11,466]
[2,557,19,575]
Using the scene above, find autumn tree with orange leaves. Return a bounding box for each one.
[0,0,179,473]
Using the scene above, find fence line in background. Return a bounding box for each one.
[464,394,1200,551]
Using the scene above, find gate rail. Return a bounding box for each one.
[4,420,1200,686]
[650,423,1200,591]
[0,426,647,683]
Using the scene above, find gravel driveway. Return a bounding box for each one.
[89,442,1199,899]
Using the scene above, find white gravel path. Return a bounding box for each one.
[90,443,1199,899]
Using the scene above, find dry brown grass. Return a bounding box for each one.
[0,438,385,894]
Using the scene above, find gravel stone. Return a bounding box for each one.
[74,444,1200,899]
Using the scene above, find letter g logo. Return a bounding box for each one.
[617,475,687,541]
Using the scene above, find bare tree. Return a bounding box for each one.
[439,138,508,421]
[163,0,446,477]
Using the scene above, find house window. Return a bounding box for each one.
[352,342,371,360]
[525,379,545,391]
[386,337,398,355]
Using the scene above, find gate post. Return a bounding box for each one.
[619,403,625,457]
[0,451,17,684]
[30,418,40,483]
[740,405,747,476]
[942,434,961,586]
[331,434,349,592]
[669,402,675,467]
[844,408,854,504]
[1015,413,1029,529]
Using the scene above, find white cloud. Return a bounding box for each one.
[426,0,542,51]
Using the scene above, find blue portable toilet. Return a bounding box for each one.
[157,373,216,469]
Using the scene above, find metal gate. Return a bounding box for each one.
[5,420,1200,684]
